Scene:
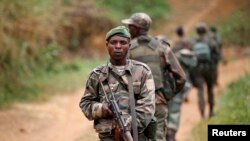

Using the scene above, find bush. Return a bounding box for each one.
[219,8,250,46]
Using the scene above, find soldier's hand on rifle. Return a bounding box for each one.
[102,103,113,118]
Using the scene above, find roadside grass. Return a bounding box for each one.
[0,58,107,108]
[188,73,250,141]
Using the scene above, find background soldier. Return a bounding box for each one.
[165,26,197,141]
[122,13,186,141]
[209,25,223,85]
[190,22,217,119]
[79,26,155,141]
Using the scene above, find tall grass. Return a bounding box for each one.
[0,0,62,105]
[189,73,250,141]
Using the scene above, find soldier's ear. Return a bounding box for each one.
[106,41,109,47]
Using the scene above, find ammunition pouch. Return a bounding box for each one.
[144,116,157,141]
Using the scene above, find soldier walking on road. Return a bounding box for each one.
[209,25,223,85]
[122,13,186,141]
[165,26,197,141]
[79,26,155,141]
[190,22,218,119]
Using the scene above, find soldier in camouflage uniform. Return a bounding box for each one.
[209,25,222,85]
[122,13,186,141]
[79,26,155,141]
[164,26,197,141]
[190,23,219,118]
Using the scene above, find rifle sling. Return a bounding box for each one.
[109,70,138,141]
[127,74,138,141]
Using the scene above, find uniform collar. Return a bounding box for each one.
[99,60,132,82]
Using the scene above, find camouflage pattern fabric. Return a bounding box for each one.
[166,40,196,139]
[79,59,155,140]
[154,103,168,141]
[128,35,185,141]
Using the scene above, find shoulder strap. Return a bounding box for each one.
[128,74,138,141]
[109,70,138,141]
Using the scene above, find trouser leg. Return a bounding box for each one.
[197,84,205,119]
[207,80,215,117]
[155,104,168,141]
[166,92,184,141]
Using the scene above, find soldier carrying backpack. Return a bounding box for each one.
[122,12,186,141]
[190,22,217,118]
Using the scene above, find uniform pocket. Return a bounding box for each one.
[94,119,114,133]
[133,81,141,95]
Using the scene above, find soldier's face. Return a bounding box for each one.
[106,35,130,65]
[128,24,139,39]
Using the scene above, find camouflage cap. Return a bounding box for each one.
[105,26,131,41]
[121,12,152,30]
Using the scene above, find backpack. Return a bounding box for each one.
[175,49,197,70]
[193,42,211,62]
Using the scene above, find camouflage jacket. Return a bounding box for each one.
[79,59,155,134]
[128,35,186,103]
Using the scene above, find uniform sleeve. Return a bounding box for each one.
[79,72,103,120]
[163,45,186,94]
[135,68,155,133]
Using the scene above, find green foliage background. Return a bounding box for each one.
[94,0,170,23]
[189,73,250,141]
[219,3,250,46]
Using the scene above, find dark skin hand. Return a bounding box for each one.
[102,103,113,118]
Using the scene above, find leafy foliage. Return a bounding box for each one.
[219,7,250,46]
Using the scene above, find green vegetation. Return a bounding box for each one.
[189,73,250,141]
[0,0,111,108]
[219,3,250,46]
[0,58,106,108]
[94,0,170,24]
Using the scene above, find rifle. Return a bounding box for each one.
[96,72,133,141]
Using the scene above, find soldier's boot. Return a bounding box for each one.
[166,128,176,141]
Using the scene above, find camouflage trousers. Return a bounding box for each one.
[154,103,168,141]
[167,80,192,130]
[191,63,216,118]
